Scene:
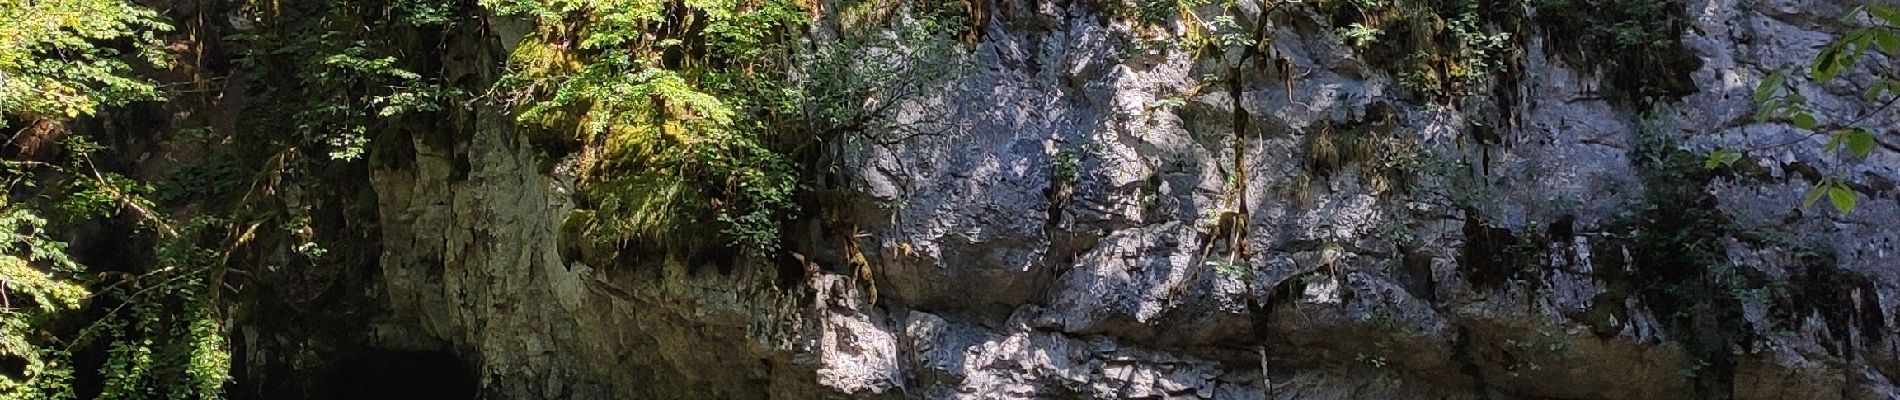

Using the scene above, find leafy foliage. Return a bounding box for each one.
[226,0,467,162]
[0,0,170,121]
[0,144,232,400]
[492,0,809,256]
[1534,0,1701,101]
[1,1,233,399]
[1318,0,1523,98]
[0,201,89,399]
[1728,5,1898,213]
[83,219,230,400]
[1623,112,1748,398]
[1313,0,1697,102]
[498,0,965,257]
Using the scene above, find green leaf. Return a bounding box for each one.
[1867,79,1900,100]
[1848,31,1874,65]
[1868,5,1900,27]
[1803,183,1828,209]
[1845,129,1876,157]
[1825,132,1845,153]
[1874,30,1900,54]
[1706,149,1743,169]
[1755,70,1787,102]
[1756,100,1779,121]
[1766,102,1805,123]
[1793,112,1818,130]
[1828,184,1856,213]
[1812,41,1847,81]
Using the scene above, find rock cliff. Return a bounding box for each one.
[234,0,1900,398]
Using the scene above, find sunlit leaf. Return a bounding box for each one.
[1793,112,1817,130]
[1869,5,1900,27]
[1847,31,1874,68]
[1756,100,1779,121]
[1803,182,1828,209]
[1867,79,1900,100]
[1828,184,1856,213]
[1874,29,1899,54]
[1706,149,1743,169]
[1845,129,1876,157]
[1812,41,1847,81]
[1755,69,1786,102]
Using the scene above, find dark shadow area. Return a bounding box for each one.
[318,350,479,400]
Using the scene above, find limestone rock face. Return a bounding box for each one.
[348,0,1900,398]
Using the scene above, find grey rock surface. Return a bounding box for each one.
[353,0,1900,398]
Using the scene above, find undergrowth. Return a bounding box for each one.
[495,0,967,260]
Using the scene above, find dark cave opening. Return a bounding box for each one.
[318,350,479,400]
